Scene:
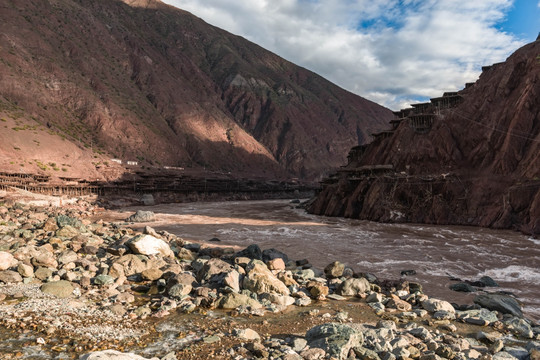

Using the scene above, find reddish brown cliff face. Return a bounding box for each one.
[310,40,540,234]
[0,0,391,180]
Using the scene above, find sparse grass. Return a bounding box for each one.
[61,168,68,172]
[35,160,48,171]
[13,147,20,151]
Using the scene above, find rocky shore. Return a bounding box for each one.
[0,197,539,360]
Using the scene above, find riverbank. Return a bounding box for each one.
[0,193,539,359]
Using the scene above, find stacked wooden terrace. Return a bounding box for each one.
[0,172,101,196]
[101,172,306,195]
[0,169,314,197]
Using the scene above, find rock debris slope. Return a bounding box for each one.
[0,0,391,180]
[310,40,540,234]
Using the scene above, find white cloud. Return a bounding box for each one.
[162,0,524,110]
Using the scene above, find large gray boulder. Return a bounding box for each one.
[126,210,156,223]
[474,294,523,318]
[113,255,150,276]
[41,280,74,298]
[337,278,370,296]
[197,258,234,283]
[217,292,263,309]
[421,298,456,313]
[127,235,174,258]
[243,260,289,295]
[306,323,363,360]
[503,317,534,338]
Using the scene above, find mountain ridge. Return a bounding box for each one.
[309,39,540,234]
[0,0,392,181]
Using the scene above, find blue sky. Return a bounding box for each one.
[162,0,539,110]
[499,0,540,41]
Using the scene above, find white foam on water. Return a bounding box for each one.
[528,237,540,246]
[479,265,540,283]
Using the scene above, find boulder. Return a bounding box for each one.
[113,255,150,276]
[457,308,499,324]
[31,252,58,269]
[479,276,499,287]
[127,235,174,258]
[208,269,241,292]
[41,280,74,298]
[168,283,192,298]
[58,250,78,265]
[492,351,520,360]
[309,282,330,299]
[243,260,289,295]
[56,215,84,229]
[17,263,34,278]
[234,328,260,341]
[197,258,234,283]
[167,272,197,288]
[474,294,523,318]
[262,248,289,263]
[450,282,476,292]
[141,268,163,281]
[217,292,263,309]
[386,295,412,311]
[503,317,534,338]
[259,293,296,306]
[0,251,18,271]
[421,298,455,313]
[235,244,262,260]
[175,247,196,261]
[55,225,80,238]
[79,350,157,360]
[93,275,115,286]
[306,323,363,360]
[126,210,156,223]
[267,258,286,271]
[41,217,59,232]
[337,278,370,296]
[34,267,53,280]
[324,261,345,278]
[0,270,23,283]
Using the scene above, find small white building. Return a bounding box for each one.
[126,161,138,166]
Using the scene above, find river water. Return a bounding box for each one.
[138,199,540,322]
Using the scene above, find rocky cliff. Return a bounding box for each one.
[0,0,391,180]
[309,40,540,234]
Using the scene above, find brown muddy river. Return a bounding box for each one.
[124,199,540,322]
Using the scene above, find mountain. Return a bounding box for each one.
[309,39,540,234]
[0,0,392,181]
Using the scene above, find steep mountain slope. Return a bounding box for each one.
[0,0,392,180]
[309,40,540,234]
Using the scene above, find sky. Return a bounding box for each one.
[161,0,540,110]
